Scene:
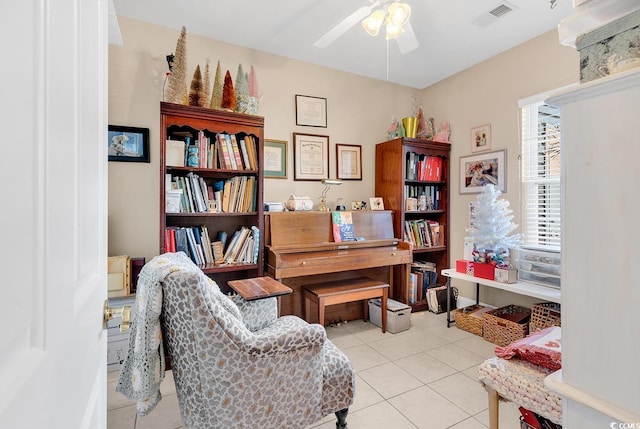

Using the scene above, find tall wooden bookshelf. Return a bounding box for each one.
[159,102,264,290]
[375,137,451,311]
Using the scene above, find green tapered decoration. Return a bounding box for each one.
[210,60,223,109]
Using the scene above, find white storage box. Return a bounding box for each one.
[517,248,561,289]
[368,298,412,334]
[107,295,136,372]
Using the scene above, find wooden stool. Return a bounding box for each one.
[303,277,389,333]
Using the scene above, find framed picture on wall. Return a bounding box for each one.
[293,132,329,181]
[470,124,492,153]
[108,125,150,163]
[459,149,506,194]
[336,143,362,180]
[264,139,288,179]
[295,95,327,127]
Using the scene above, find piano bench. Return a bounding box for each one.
[303,277,389,333]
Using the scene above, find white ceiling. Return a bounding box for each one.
[112,0,574,89]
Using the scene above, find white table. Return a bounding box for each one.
[441,268,561,328]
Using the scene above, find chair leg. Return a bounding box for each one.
[335,408,349,429]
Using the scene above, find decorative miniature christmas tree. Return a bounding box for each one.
[188,65,206,107]
[416,106,430,139]
[234,64,249,113]
[210,60,223,109]
[245,65,260,114]
[202,58,211,108]
[221,70,236,110]
[165,26,188,105]
[466,184,522,267]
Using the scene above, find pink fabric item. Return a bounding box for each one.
[495,326,561,371]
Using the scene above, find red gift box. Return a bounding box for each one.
[472,262,495,280]
[456,259,474,275]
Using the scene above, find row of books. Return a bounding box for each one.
[167,173,257,213]
[408,261,438,304]
[164,225,260,266]
[165,132,258,171]
[406,152,443,182]
[164,225,217,266]
[405,185,441,210]
[222,226,260,264]
[404,219,443,249]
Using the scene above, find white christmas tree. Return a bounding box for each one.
[466,184,522,266]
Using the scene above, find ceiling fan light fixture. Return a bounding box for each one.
[387,2,411,27]
[385,20,404,40]
[362,10,386,37]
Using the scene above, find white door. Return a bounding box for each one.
[0,0,109,428]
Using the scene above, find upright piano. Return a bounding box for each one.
[265,210,412,321]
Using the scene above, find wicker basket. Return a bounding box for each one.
[530,302,561,332]
[482,304,530,346]
[453,305,485,336]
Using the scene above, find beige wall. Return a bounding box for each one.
[108,17,416,261]
[423,30,578,306]
[108,17,580,306]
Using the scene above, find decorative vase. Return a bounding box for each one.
[246,96,260,115]
[402,117,418,138]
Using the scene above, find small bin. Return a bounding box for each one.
[530,302,561,332]
[368,298,412,334]
[482,304,530,346]
[453,305,493,336]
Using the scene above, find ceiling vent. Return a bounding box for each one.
[472,2,518,27]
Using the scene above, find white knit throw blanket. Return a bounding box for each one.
[115,252,200,416]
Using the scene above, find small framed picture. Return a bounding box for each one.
[293,132,329,181]
[369,197,385,210]
[459,149,507,194]
[351,201,367,210]
[108,125,150,162]
[470,124,492,153]
[264,139,287,179]
[336,143,362,180]
[295,94,327,128]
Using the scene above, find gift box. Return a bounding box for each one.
[456,259,474,275]
[472,262,495,280]
[494,267,517,284]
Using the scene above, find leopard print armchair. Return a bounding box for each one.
[160,266,355,429]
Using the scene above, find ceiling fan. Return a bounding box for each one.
[313,0,419,54]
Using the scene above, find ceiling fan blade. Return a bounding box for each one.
[313,5,373,48]
[396,21,419,54]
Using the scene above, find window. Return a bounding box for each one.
[519,95,561,252]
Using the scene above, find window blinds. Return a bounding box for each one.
[520,100,561,251]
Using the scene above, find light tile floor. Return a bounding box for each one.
[107,311,525,429]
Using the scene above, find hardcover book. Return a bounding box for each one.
[331,211,355,242]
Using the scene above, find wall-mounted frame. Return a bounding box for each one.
[336,143,362,180]
[264,139,288,179]
[459,149,506,194]
[470,123,492,153]
[293,132,329,181]
[108,125,150,163]
[295,94,327,127]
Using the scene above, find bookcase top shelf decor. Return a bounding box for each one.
[159,102,265,289]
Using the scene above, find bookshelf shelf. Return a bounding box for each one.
[160,102,265,289]
[375,138,451,311]
[165,211,259,217]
